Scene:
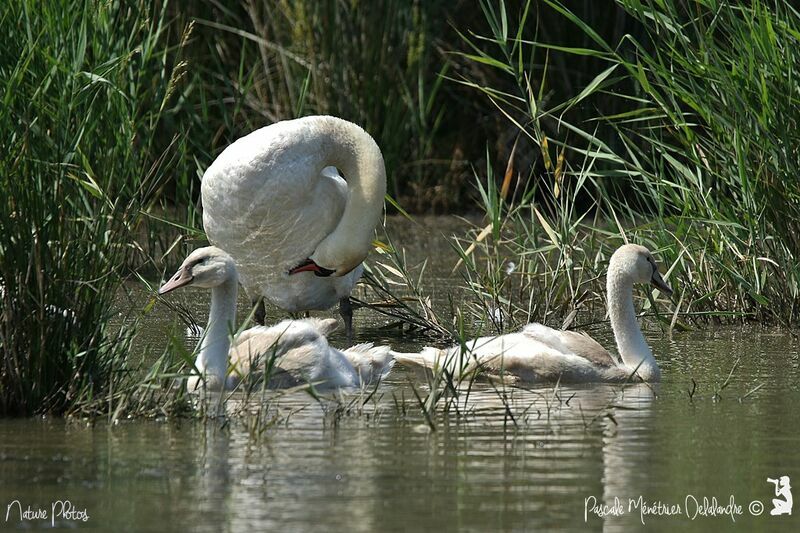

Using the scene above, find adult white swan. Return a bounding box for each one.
[393,244,672,383]
[158,247,394,392]
[201,116,387,334]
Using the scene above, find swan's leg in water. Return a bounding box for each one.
[339,297,354,339]
[253,297,266,326]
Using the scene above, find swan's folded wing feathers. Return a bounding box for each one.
[522,323,618,367]
[230,324,323,382]
[343,343,395,382]
[476,349,613,383]
[228,326,275,374]
[300,317,339,336]
[345,342,375,353]
[559,330,619,366]
[460,337,569,381]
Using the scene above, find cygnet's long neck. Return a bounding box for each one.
[313,117,387,267]
[607,271,660,381]
[196,278,237,388]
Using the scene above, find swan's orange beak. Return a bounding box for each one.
[288,258,336,277]
[158,265,194,295]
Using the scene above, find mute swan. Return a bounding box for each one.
[201,116,387,334]
[393,244,673,383]
[158,247,394,392]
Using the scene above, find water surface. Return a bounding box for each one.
[1,217,798,531]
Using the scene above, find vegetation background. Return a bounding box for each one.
[2,0,799,414]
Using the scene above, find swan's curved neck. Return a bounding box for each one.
[607,273,659,380]
[312,118,387,270]
[196,278,237,387]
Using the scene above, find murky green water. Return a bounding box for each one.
[2,217,799,531]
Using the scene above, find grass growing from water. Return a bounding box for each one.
[437,0,800,328]
[0,0,193,415]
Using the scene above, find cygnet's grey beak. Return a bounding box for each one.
[158,265,194,295]
[650,269,673,296]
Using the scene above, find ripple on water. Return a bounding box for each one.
[4,283,800,532]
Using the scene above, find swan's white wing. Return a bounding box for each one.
[522,323,618,367]
[229,326,290,377]
[476,350,620,383]
[454,333,617,382]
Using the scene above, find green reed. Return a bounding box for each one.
[0,0,194,415]
[436,0,800,329]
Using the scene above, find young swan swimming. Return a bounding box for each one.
[158,247,394,392]
[393,244,673,383]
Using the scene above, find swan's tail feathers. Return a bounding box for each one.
[344,343,395,384]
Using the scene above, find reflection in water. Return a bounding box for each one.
[0,348,799,532]
[599,384,657,532]
[209,382,619,532]
[162,381,657,531]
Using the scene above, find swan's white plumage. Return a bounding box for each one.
[158,247,394,392]
[201,116,386,313]
[393,244,672,384]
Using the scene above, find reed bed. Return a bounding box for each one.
[433,0,800,329]
[0,0,194,415]
[3,0,798,417]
